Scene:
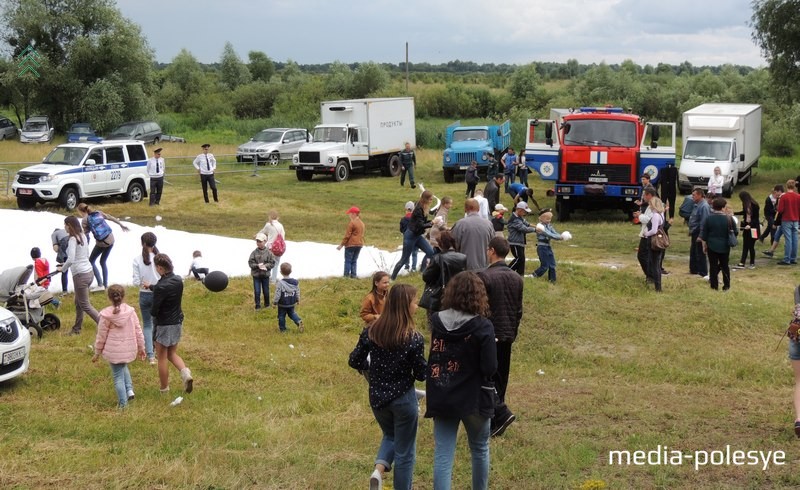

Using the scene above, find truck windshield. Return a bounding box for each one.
[683,140,731,161]
[452,129,489,142]
[43,147,87,166]
[563,120,636,147]
[253,131,282,143]
[313,127,347,143]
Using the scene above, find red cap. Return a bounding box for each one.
[346,206,360,214]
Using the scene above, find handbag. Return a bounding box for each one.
[650,215,670,251]
[727,216,738,248]
[418,257,445,310]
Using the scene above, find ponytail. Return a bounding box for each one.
[140,232,159,266]
[107,285,125,314]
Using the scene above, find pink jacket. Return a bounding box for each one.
[94,303,145,364]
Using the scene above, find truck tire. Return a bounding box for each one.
[334,160,350,182]
[739,169,752,185]
[59,187,79,211]
[723,184,733,198]
[16,196,36,210]
[125,181,145,203]
[296,170,313,181]
[443,168,455,183]
[556,199,571,222]
[382,154,401,177]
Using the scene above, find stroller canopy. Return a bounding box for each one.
[0,265,33,303]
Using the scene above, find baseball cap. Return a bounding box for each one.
[255,233,267,242]
[494,203,508,212]
[404,201,414,211]
[346,206,360,214]
[516,201,531,213]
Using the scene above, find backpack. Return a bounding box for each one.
[678,195,694,220]
[56,235,70,263]
[270,233,286,257]
[87,211,112,242]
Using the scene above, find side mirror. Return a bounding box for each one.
[85,159,96,166]
[563,123,571,135]
[545,122,554,147]
[496,128,502,137]
[740,153,745,162]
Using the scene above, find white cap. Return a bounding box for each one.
[255,233,267,242]
[494,203,508,212]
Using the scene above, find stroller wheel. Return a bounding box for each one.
[42,313,61,331]
[25,322,43,340]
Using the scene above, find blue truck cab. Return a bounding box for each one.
[442,120,511,183]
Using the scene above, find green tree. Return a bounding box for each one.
[0,0,155,129]
[219,41,251,90]
[248,51,274,83]
[350,62,388,98]
[162,49,209,112]
[325,61,353,98]
[751,0,800,101]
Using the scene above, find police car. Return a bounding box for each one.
[12,140,150,211]
[0,307,31,383]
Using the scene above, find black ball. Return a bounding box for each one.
[203,271,228,292]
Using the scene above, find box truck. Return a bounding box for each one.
[678,103,762,197]
[290,97,416,182]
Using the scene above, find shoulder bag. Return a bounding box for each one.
[650,214,670,251]
[727,216,738,248]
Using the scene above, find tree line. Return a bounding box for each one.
[0,0,798,157]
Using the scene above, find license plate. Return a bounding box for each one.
[303,166,314,170]
[459,166,468,170]
[2,347,25,365]
[588,177,608,183]
[18,188,33,195]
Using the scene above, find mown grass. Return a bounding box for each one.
[1,140,800,488]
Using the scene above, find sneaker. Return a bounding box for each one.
[160,387,170,394]
[661,269,670,276]
[148,357,156,366]
[733,263,745,269]
[369,469,383,490]
[181,368,193,394]
[748,265,756,270]
[491,413,516,437]
[702,275,710,281]
[415,388,426,401]
[127,390,135,401]
[298,321,304,333]
[90,285,105,292]
[778,261,792,266]
[762,250,774,257]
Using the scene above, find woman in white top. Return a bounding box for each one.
[58,216,99,335]
[707,166,724,196]
[259,210,286,283]
[132,232,160,364]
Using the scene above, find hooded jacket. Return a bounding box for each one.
[478,261,524,342]
[425,309,497,419]
[274,277,300,307]
[421,250,467,312]
[94,303,145,364]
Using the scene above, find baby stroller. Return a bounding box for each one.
[0,265,61,339]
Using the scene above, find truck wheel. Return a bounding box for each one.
[267,152,280,166]
[334,160,350,182]
[443,168,455,183]
[723,184,733,198]
[383,154,401,177]
[556,199,571,222]
[125,182,145,203]
[16,196,36,210]
[739,170,752,185]
[59,187,79,211]
[296,170,313,181]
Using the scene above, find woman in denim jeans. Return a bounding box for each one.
[349,284,427,490]
[391,191,436,280]
[132,232,160,364]
[426,271,497,490]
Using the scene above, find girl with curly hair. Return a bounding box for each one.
[425,271,497,490]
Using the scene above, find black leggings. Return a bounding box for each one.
[740,229,757,265]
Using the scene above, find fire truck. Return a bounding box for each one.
[524,107,676,221]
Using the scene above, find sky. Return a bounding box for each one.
[0,209,404,293]
[116,0,765,68]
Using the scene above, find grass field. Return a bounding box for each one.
[1,141,800,489]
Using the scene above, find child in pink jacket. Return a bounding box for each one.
[92,285,145,408]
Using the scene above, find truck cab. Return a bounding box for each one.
[525,107,676,221]
[293,124,371,182]
[442,120,510,183]
[679,137,740,196]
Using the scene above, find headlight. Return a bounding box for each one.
[445,155,451,163]
[327,156,334,164]
[292,155,299,164]
[39,175,55,182]
[481,154,488,161]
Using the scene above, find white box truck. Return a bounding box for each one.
[290,97,416,182]
[678,103,762,197]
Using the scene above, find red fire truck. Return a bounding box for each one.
[524,107,676,221]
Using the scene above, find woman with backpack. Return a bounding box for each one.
[259,210,286,284]
[77,203,129,291]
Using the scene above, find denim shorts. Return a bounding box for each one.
[789,339,800,361]
[154,323,182,347]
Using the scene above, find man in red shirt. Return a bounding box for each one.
[777,180,800,265]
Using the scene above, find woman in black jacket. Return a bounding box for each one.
[734,191,760,269]
[391,191,436,280]
[151,253,193,394]
[420,231,467,316]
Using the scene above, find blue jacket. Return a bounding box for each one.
[507,213,536,246]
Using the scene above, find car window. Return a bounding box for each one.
[126,144,146,161]
[86,150,104,164]
[106,147,125,164]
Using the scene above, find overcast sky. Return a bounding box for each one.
[116,0,764,68]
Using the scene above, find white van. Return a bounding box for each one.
[12,140,150,210]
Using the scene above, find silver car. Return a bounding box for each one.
[236,128,310,165]
[0,117,17,140]
[19,116,54,143]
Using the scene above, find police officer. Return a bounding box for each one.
[192,143,218,203]
[148,147,165,205]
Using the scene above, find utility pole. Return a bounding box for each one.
[405,42,409,93]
